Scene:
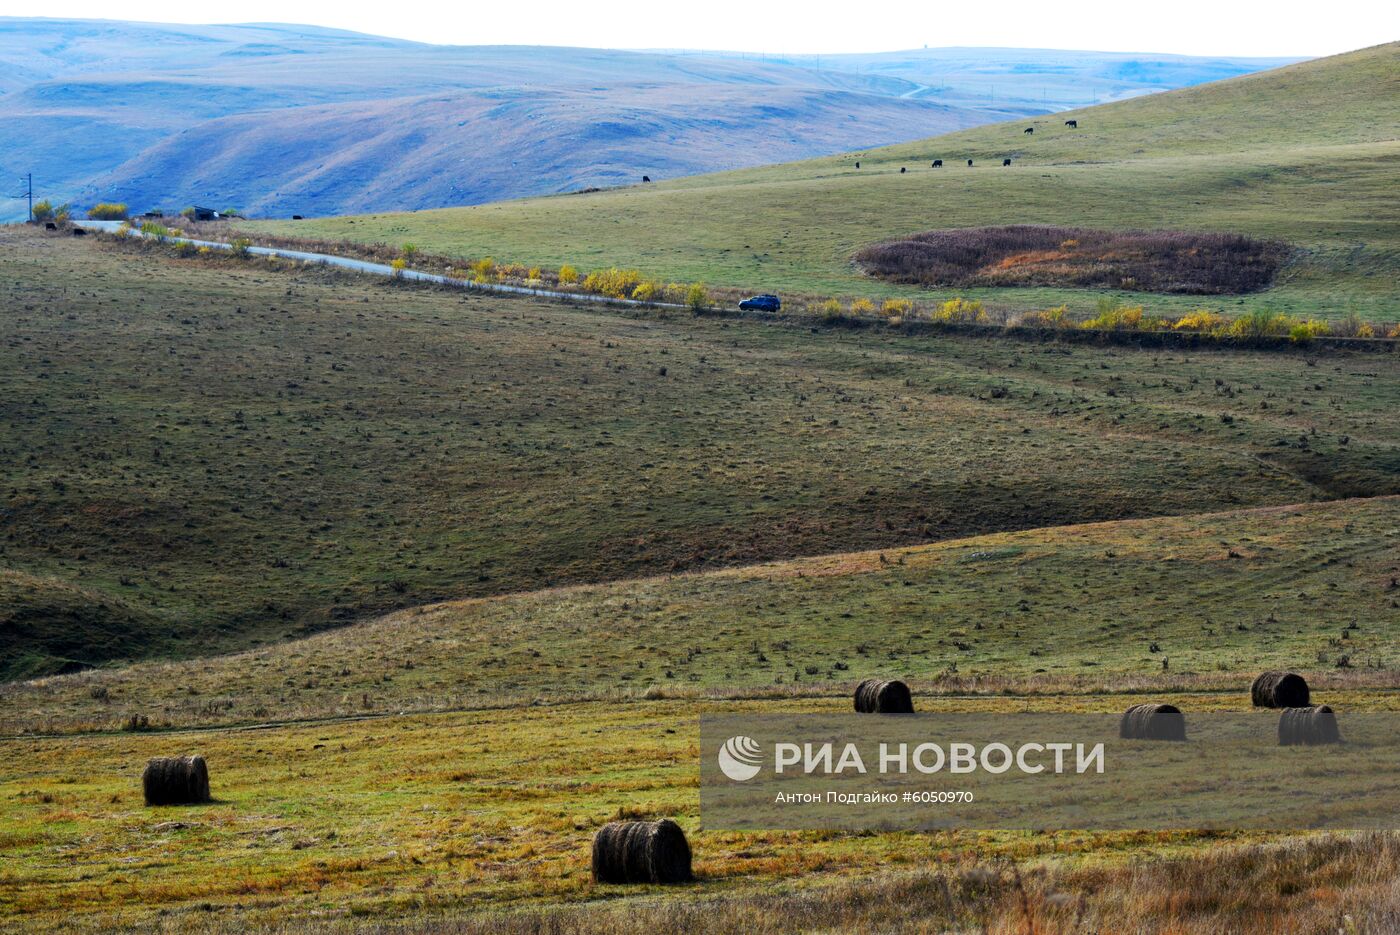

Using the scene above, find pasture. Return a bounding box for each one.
[7,228,1397,678]
[5,494,1397,735]
[5,44,1400,931]
[4,696,1399,934]
[250,44,1400,322]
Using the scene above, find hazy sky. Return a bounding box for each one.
[29,0,1397,56]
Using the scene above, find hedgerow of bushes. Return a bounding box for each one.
[800,293,1396,342]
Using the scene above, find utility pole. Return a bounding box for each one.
[22,174,31,222]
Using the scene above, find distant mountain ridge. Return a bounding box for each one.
[771,47,1303,106]
[0,18,1300,219]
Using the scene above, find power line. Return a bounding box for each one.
[10,174,33,221]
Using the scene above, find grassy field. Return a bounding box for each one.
[7,228,1398,679]
[4,689,1399,930]
[5,494,1397,735]
[7,44,1400,929]
[3,482,1397,929]
[2,236,1399,932]
[247,43,1400,321]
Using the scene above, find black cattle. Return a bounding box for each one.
[44,222,57,230]
[1024,127,1034,134]
[1003,158,1012,166]
[291,214,304,220]
[1065,119,1078,128]
[71,227,86,237]
[642,175,651,183]
[967,159,974,167]
[855,161,861,168]
[932,159,942,167]
[900,167,906,174]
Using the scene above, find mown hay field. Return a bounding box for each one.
[5,691,1400,934]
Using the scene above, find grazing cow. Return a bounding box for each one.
[932,159,942,167]
[1024,127,1034,134]
[1065,119,1078,128]
[900,167,906,174]
[71,227,86,237]
[642,175,651,183]
[1003,158,1012,166]
[44,222,57,230]
[855,161,861,168]
[967,159,974,167]
[291,214,304,220]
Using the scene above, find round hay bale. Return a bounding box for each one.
[591,819,692,884]
[853,677,914,714]
[1251,671,1310,708]
[1279,705,1342,746]
[1118,703,1186,741]
[142,755,211,805]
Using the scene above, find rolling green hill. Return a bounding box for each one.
[5,495,1395,735]
[0,568,168,681]
[5,228,1399,678]
[254,42,1400,321]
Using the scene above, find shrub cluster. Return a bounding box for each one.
[931,298,987,324]
[881,298,914,320]
[1079,299,1170,332]
[88,202,129,220]
[1172,309,1226,332]
[583,267,643,299]
[470,258,495,283]
[31,200,71,223]
[1017,305,1071,328]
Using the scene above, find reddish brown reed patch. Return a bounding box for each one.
[855,225,1289,294]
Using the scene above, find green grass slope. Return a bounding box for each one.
[4,229,1399,676]
[0,568,167,681]
[5,495,1396,734]
[255,43,1400,320]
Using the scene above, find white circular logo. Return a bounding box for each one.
[717,735,763,782]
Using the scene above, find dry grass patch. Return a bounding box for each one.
[855,226,1289,294]
[5,696,1397,933]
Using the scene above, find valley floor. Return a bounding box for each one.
[4,692,1400,932]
